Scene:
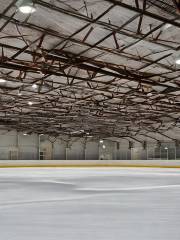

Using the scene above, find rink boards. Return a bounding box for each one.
[0,160,180,168]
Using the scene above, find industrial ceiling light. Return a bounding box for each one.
[100,139,103,143]
[175,58,180,65]
[28,101,33,105]
[102,145,106,149]
[147,92,153,97]
[32,83,38,89]
[0,79,6,83]
[23,133,27,136]
[16,0,36,14]
[163,23,172,30]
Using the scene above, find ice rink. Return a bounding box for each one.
[0,167,180,240]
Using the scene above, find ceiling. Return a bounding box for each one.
[0,0,180,143]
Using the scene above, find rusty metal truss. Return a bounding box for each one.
[0,0,180,143]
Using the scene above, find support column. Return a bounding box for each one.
[16,131,19,160]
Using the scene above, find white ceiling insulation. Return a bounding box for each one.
[0,0,179,143]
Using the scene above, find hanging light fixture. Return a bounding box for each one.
[0,79,6,83]
[16,0,36,14]
[32,83,38,89]
[163,23,172,30]
[175,58,180,65]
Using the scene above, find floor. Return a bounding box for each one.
[0,167,180,240]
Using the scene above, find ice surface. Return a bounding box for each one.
[0,167,180,240]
